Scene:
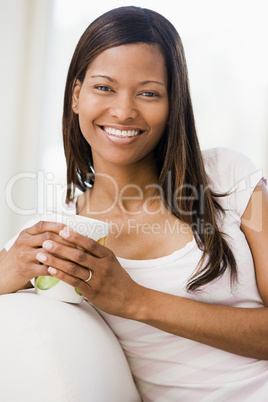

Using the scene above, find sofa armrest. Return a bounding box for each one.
[0,290,141,402]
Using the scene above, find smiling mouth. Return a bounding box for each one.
[101,126,143,138]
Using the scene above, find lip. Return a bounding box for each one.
[98,125,145,144]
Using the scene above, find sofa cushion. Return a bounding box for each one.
[0,290,141,402]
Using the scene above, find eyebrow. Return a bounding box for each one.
[90,75,165,86]
[90,75,116,82]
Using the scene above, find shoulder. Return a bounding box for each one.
[202,147,262,193]
[202,146,247,167]
[202,147,263,217]
[3,198,78,252]
[46,196,78,215]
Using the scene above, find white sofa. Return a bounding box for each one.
[0,289,141,402]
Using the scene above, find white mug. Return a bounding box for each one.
[35,213,110,304]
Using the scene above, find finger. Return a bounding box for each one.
[33,262,51,277]
[59,227,108,258]
[26,221,67,236]
[24,231,77,249]
[41,240,100,272]
[19,261,50,279]
[47,266,90,296]
[36,251,91,282]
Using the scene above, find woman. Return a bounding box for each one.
[1,6,268,401]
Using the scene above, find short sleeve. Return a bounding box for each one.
[203,147,264,218]
[4,198,77,252]
[4,219,39,251]
[3,198,77,287]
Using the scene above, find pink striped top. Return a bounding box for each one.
[96,148,268,401]
[4,147,267,400]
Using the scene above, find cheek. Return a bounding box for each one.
[143,107,169,151]
[77,98,102,135]
[78,114,90,141]
[79,96,100,120]
[150,103,169,134]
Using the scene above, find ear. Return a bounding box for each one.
[72,80,82,114]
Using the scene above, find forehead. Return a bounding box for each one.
[86,43,168,84]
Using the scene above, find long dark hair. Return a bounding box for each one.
[62,6,237,291]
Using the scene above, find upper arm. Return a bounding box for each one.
[241,179,268,306]
[0,248,7,263]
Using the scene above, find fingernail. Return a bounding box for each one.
[36,253,47,262]
[43,240,53,250]
[59,227,72,238]
[48,267,57,275]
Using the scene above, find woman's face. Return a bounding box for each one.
[72,43,169,169]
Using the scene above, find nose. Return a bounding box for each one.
[109,92,139,121]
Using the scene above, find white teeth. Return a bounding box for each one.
[103,127,140,137]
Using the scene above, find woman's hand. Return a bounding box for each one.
[0,221,73,295]
[37,226,142,318]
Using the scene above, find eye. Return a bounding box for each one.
[140,91,159,98]
[94,85,113,92]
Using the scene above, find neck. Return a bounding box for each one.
[79,155,162,216]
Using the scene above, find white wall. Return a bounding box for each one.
[1,0,267,248]
[42,0,268,179]
[0,0,53,247]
